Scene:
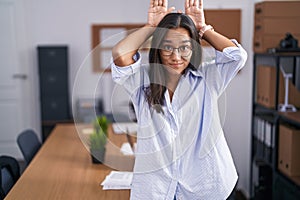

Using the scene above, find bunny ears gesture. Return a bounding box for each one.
[148,0,206,31]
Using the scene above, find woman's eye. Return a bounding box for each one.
[163,45,173,51]
[179,45,190,52]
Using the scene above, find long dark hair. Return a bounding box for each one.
[145,13,202,113]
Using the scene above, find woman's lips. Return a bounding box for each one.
[169,63,183,68]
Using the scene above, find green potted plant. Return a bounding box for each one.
[89,115,109,164]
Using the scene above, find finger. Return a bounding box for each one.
[162,0,168,7]
[194,0,199,7]
[154,0,158,7]
[185,0,189,8]
[177,9,183,13]
[158,0,163,6]
[150,0,155,7]
[190,0,195,7]
[199,0,203,9]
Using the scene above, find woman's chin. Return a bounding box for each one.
[165,66,184,75]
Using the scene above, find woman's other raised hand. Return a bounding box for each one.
[185,0,205,31]
[147,0,175,27]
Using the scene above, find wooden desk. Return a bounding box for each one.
[5,124,134,200]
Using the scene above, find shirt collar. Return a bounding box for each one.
[184,68,203,78]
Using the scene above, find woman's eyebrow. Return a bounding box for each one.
[162,39,172,43]
[162,39,192,44]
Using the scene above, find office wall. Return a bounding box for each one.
[23,0,254,197]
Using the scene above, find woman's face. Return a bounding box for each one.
[159,28,192,75]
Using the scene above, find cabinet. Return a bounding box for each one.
[37,46,72,141]
[251,52,300,200]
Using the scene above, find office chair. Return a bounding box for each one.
[0,155,20,199]
[17,129,41,165]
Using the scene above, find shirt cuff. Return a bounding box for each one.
[111,52,142,75]
[215,39,243,63]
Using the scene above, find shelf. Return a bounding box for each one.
[279,111,300,127]
[254,103,278,116]
[290,176,300,187]
[254,103,300,126]
[253,113,278,125]
[273,171,300,200]
[255,52,300,57]
[275,170,300,189]
[251,50,300,199]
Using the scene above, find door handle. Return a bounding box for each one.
[12,74,27,80]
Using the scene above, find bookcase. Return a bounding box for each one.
[250,52,300,200]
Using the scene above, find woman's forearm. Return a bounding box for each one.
[112,24,155,67]
[202,29,236,52]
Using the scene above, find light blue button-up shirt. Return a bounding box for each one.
[111,40,247,200]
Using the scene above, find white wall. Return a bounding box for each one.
[23,0,255,197]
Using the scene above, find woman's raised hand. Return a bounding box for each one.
[185,0,205,31]
[147,0,175,27]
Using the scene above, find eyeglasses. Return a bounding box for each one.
[160,45,192,57]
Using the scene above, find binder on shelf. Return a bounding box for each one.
[256,65,300,109]
[253,116,276,165]
[278,124,300,177]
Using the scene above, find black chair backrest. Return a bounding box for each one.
[17,129,41,165]
[0,155,20,200]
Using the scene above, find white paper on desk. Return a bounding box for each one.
[81,128,94,135]
[102,185,131,190]
[112,122,138,134]
[101,171,133,190]
[120,142,136,155]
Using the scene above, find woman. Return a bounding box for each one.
[111,0,247,199]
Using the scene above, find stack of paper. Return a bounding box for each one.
[112,122,138,134]
[100,171,133,190]
[120,142,136,155]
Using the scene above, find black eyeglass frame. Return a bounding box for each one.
[160,45,193,57]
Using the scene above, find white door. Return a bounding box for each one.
[0,0,31,159]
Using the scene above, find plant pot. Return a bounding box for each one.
[90,147,106,164]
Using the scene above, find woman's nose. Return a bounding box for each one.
[170,50,181,60]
